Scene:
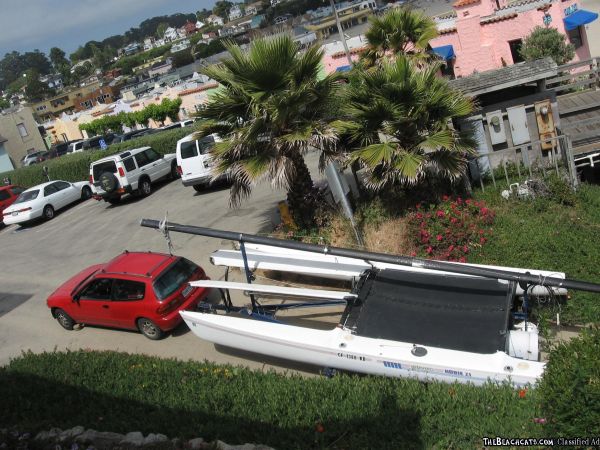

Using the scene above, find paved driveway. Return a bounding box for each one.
[0,153,325,374]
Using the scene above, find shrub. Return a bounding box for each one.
[407,195,495,261]
[545,173,576,206]
[538,326,600,436]
[3,127,194,188]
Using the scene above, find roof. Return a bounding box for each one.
[453,0,480,7]
[343,269,514,354]
[103,251,175,278]
[92,146,150,164]
[449,57,557,97]
[480,12,517,24]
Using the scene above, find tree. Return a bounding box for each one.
[71,61,94,84]
[49,47,70,70]
[156,22,170,39]
[24,69,54,102]
[171,49,194,68]
[23,50,52,75]
[0,96,10,110]
[194,36,340,228]
[213,1,233,18]
[361,8,438,67]
[520,26,575,66]
[336,56,475,191]
[164,98,182,122]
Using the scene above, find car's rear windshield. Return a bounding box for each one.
[153,258,199,300]
[198,136,215,155]
[180,141,198,159]
[93,161,117,179]
[14,190,39,203]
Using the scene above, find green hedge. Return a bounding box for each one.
[4,127,195,188]
[0,350,543,449]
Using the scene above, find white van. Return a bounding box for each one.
[175,133,227,192]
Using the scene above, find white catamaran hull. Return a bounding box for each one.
[181,310,545,387]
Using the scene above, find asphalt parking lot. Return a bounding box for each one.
[0,153,326,374]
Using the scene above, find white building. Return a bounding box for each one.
[245,1,262,16]
[196,20,205,29]
[143,37,154,51]
[171,39,191,53]
[228,5,243,21]
[164,27,179,42]
[207,14,225,26]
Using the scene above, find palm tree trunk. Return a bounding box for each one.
[286,151,317,230]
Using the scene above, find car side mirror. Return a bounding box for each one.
[72,294,80,302]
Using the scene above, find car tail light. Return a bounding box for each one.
[5,207,31,216]
[89,174,94,183]
[176,165,182,175]
[118,167,125,177]
[156,296,183,315]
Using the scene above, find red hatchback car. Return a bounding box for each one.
[0,185,25,223]
[47,251,212,339]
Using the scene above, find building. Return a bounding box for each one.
[40,74,64,91]
[246,1,263,16]
[172,39,191,53]
[306,0,377,40]
[73,85,121,112]
[293,26,317,48]
[164,27,179,42]
[184,21,198,35]
[229,5,244,21]
[123,43,141,56]
[196,20,205,29]
[143,37,154,51]
[430,0,598,78]
[251,14,266,29]
[207,14,225,26]
[29,81,102,121]
[0,107,47,171]
[274,15,292,25]
[322,35,369,73]
[147,59,173,78]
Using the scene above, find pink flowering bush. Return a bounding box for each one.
[407,195,495,262]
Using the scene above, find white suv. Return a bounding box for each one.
[89,146,178,204]
[175,133,228,192]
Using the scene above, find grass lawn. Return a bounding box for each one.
[470,183,600,325]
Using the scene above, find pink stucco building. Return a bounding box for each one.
[430,0,598,78]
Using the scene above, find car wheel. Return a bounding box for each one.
[55,308,75,330]
[139,178,152,196]
[171,162,180,179]
[43,205,55,220]
[137,318,164,340]
[193,184,204,192]
[81,186,92,200]
[107,196,121,205]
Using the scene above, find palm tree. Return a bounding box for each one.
[194,36,340,228]
[335,56,475,191]
[361,8,439,67]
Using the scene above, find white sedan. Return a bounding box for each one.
[2,180,92,225]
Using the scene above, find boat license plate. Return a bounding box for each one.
[182,285,194,297]
[12,212,18,216]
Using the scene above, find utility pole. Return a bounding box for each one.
[329,0,352,66]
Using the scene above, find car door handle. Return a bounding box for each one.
[152,163,157,167]
[141,168,146,171]
[102,305,109,309]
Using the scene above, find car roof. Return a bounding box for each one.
[22,180,68,192]
[92,147,151,164]
[103,251,177,278]
[0,184,17,191]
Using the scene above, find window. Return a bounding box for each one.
[79,278,113,300]
[198,136,215,155]
[112,279,145,301]
[14,190,39,203]
[153,258,199,300]
[92,161,117,180]
[180,141,198,159]
[43,184,59,196]
[144,148,161,163]
[11,187,25,196]
[568,26,583,49]
[0,191,10,201]
[123,157,136,172]
[54,181,70,191]
[16,123,28,138]
[508,39,524,63]
[134,151,150,167]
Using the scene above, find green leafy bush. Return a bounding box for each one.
[3,127,194,188]
[0,350,542,449]
[545,173,576,206]
[538,327,600,436]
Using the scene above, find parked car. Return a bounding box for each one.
[2,180,93,225]
[68,141,84,153]
[21,150,47,166]
[175,133,228,192]
[83,133,115,151]
[89,146,178,204]
[113,130,145,143]
[180,120,194,127]
[48,141,71,158]
[0,184,25,224]
[46,251,213,339]
[159,123,182,131]
[131,128,158,138]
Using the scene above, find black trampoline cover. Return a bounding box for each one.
[345,269,514,354]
